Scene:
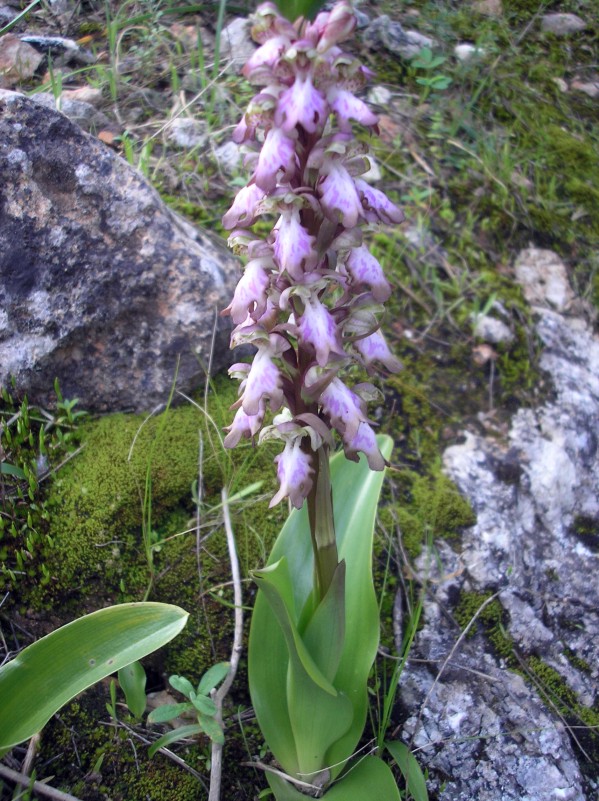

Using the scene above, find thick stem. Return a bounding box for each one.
[307,445,338,603]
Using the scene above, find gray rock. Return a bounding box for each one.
[0,6,17,26]
[168,116,208,149]
[514,248,574,311]
[396,250,599,800]
[20,35,94,66]
[29,91,112,134]
[367,85,392,106]
[473,313,514,344]
[362,16,435,60]
[541,13,587,36]
[213,140,242,175]
[219,17,257,74]
[0,33,43,87]
[0,90,238,413]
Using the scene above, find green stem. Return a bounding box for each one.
[307,445,338,603]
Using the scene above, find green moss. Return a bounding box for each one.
[570,515,599,553]
[454,591,514,661]
[380,468,475,559]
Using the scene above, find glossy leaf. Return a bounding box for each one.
[118,660,147,719]
[0,603,188,756]
[267,756,401,801]
[386,741,429,801]
[249,437,393,781]
[253,557,353,777]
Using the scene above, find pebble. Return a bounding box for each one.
[471,0,502,16]
[541,13,586,35]
[362,16,435,60]
[571,78,599,99]
[454,43,485,61]
[473,314,514,344]
[213,140,242,175]
[168,117,207,149]
[219,17,256,74]
[367,84,392,106]
[0,33,43,87]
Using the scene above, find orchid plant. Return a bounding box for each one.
[221,1,416,799]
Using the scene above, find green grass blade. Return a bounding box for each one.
[0,602,188,755]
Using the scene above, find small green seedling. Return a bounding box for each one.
[118,660,147,719]
[411,47,452,100]
[147,663,230,756]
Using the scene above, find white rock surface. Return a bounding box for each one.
[541,13,587,35]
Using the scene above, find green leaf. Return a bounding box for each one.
[267,756,401,801]
[169,674,195,700]
[191,695,217,716]
[274,0,325,22]
[147,702,194,724]
[253,557,353,778]
[0,603,188,756]
[148,724,202,758]
[249,437,393,782]
[197,661,230,696]
[323,756,401,800]
[118,660,147,719]
[0,462,26,479]
[385,741,429,801]
[198,713,225,745]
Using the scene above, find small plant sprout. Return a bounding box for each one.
[147,662,230,756]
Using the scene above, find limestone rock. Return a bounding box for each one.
[514,248,574,311]
[541,13,587,36]
[396,249,598,800]
[0,90,238,413]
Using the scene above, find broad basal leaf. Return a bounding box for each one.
[0,603,188,756]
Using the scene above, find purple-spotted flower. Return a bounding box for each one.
[222,1,405,509]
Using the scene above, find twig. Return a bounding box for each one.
[0,765,82,801]
[208,488,244,801]
[20,732,40,782]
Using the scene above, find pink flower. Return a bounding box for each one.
[355,179,405,225]
[222,183,266,229]
[270,438,314,509]
[273,209,316,279]
[241,344,284,415]
[275,74,328,134]
[343,421,385,470]
[327,86,378,129]
[354,330,402,372]
[224,403,266,448]
[345,245,391,302]
[317,2,356,52]
[298,294,344,367]
[244,35,290,80]
[223,258,272,325]
[320,377,368,442]
[318,160,362,228]
[255,126,297,191]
